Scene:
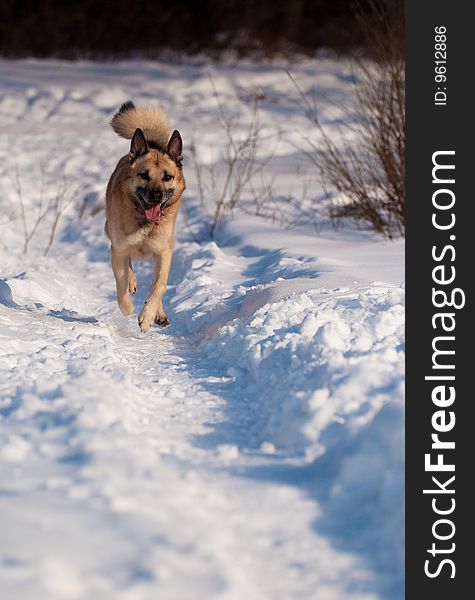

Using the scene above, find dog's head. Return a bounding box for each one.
[125,128,185,222]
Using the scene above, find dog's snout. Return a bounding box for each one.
[148,189,163,203]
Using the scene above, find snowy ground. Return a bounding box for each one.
[0,59,404,600]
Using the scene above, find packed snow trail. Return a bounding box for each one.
[0,241,381,600]
[0,59,404,599]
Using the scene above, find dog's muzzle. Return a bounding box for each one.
[147,189,163,205]
[135,187,168,223]
[136,187,163,206]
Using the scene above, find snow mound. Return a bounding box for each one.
[175,260,405,587]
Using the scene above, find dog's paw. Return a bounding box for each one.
[155,315,170,328]
[118,297,134,316]
[138,306,156,333]
[128,266,137,295]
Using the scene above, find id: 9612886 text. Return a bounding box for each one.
[434,26,447,107]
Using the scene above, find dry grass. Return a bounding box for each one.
[8,166,79,255]
[190,80,278,236]
[290,0,405,239]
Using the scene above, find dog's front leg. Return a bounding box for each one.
[138,246,172,332]
[111,246,134,316]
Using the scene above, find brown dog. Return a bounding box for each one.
[105,101,185,332]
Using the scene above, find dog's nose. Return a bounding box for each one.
[149,189,163,203]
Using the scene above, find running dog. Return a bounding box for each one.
[105,101,185,332]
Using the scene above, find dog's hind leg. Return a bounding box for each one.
[111,247,134,316]
[128,258,137,295]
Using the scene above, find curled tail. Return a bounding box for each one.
[110,101,171,150]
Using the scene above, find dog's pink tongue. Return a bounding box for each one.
[145,204,161,222]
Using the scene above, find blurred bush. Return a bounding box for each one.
[0,0,401,59]
[295,0,405,238]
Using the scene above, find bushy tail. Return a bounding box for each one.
[110,101,171,150]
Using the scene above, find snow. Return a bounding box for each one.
[0,58,404,599]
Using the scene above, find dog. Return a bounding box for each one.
[105,101,185,332]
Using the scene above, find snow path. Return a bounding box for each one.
[1,243,377,600]
[0,59,404,599]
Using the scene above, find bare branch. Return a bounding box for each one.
[288,14,405,240]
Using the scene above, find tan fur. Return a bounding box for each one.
[105,103,185,332]
[110,104,171,149]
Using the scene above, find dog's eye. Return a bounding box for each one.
[138,171,150,180]
[163,172,174,182]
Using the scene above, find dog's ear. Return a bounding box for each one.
[167,130,183,165]
[129,128,149,160]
